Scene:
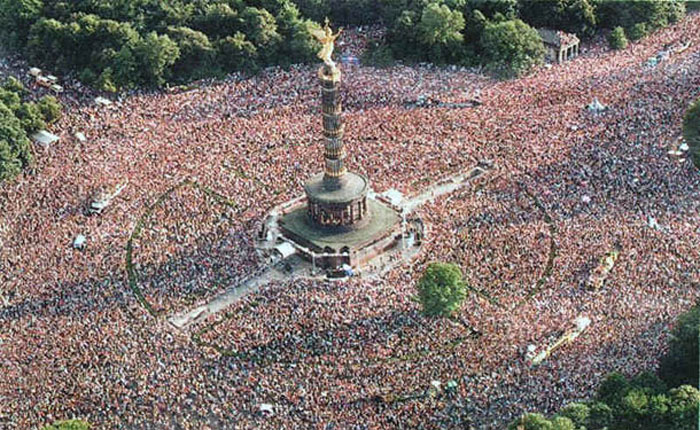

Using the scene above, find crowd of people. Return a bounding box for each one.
[1,15,699,429]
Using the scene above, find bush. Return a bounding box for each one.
[682,98,700,169]
[587,402,613,429]
[557,402,590,428]
[37,96,62,125]
[608,26,628,50]
[508,412,553,430]
[628,22,647,41]
[15,101,45,134]
[42,419,90,430]
[416,262,467,317]
[481,19,545,78]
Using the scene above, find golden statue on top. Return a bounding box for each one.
[311,18,343,69]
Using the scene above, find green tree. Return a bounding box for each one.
[274,2,320,65]
[659,303,700,386]
[167,26,215,79]
[0,103,33,181]
[519,0,597,37]
[597,372,631,410]
[508,412,554,430]
[587,402,613,429]
[15,101,46,134]
[3,77,26,96]
[608,26,628,50]
[217,32,259,73]
[192,3,240,39]
[628,22,647,41]
[667,385,700,430]
[416,262,467,317]
[0,0,43,49]
[557,402,590,428]
[42,419,90,430]
[550,417,576,430]
[481,19,545,78]
[131,32,180,86]
[416,2,465,63]
[240,7,281,61]
[37,96,62,124]
[417,2,465,46]
[682,98,700,169]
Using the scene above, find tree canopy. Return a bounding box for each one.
[0,0,320,90]
[481,19,545,78]
[0,0,691,87]
[416,262,467,317]
[0,78,61,183]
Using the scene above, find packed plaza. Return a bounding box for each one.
[1,12,700,430]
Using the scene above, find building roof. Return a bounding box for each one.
[538,29,580,48]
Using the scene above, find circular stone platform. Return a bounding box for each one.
[303,172,369,204]
[304,172,370,228]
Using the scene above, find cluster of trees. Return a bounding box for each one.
[365,0,688,75]
[367,0,545,77]
[0,1,693,87]
[0,0,320,90]
[0,77,61,182]
[683,97,700,169]
[509,300,700,430]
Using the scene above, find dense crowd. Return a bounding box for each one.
[1,16,700,430]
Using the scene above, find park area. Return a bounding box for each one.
[1,10,700,430]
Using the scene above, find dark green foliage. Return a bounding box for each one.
[1,0,693,88]
[507,412,554,430]
[3,0,319,90]
[587,402,613,429]
[167,26,215,79]
[481,19,545,78]
[0,103,32,182]
[519,0,597,37]
[608,26,628,50]
[557,402,590,428]
[37,96,62,124]
[667,385,700,430]
[681,98,700,169]
[131,32,180,87]
[659,301,700,385]
[216,33,259,73]
[416,262,467,317]
[628,22,647,41]
[15,102,46,134]
[0,77,62,183]
[42,419,90,430]
[0,0,43,49]
[594,0,685,31]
